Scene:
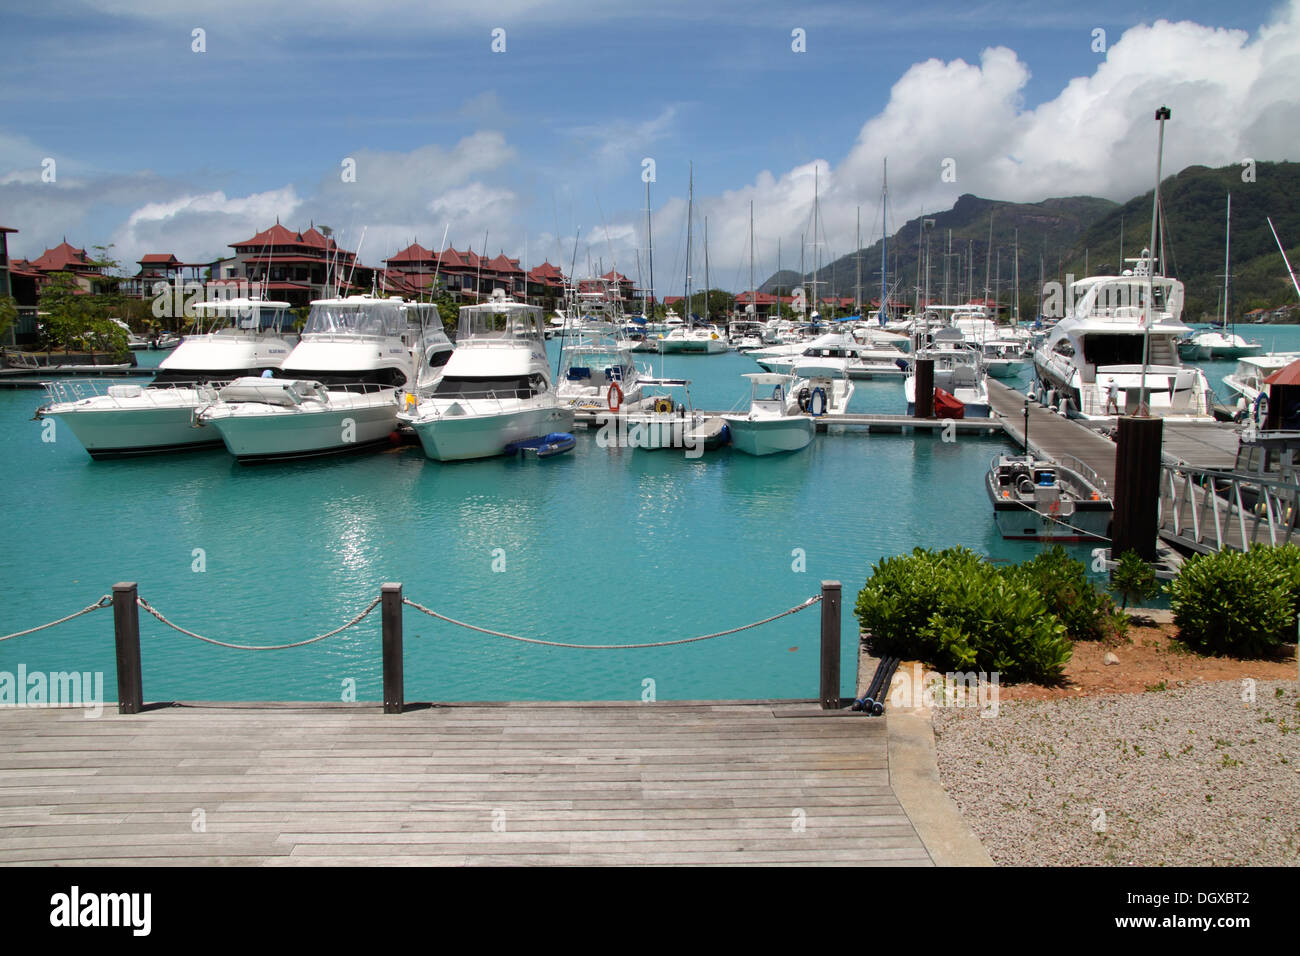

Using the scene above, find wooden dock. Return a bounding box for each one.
[0,701,931,866]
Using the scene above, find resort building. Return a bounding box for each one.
[217,222,375,308]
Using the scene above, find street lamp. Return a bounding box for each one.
[1138,105,1171,417]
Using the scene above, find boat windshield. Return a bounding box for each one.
[304,300,411,337]
[191,303,293,335]
[458,302,545,343]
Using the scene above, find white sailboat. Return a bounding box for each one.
[1182,194,1261,360]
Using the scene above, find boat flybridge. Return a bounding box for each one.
[399,293,574,461]
[196,295,448,461]
[1031,251,1213,421]
[724,373,816,456]
[36,298,295,458]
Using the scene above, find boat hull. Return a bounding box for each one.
[201,393,402,460]
[410,404,576,461]
[42,392,221,458]
[990,502,1112,541]
[723,416,814,456]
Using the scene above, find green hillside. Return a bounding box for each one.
[1059,161,1300,321]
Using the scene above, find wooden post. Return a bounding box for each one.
[913,359,934,418]
[381,583,404,714]
[112,582,143,715]
[819,581,842,710]
[1111,416,1164,562]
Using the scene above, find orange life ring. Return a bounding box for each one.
[608,382,624,413]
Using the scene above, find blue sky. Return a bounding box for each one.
[2,0,1295,291]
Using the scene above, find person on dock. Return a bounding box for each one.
[1105,377,1119,416]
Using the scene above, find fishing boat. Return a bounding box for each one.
[986,453,1113,541]
[196,295,445,461]
[1222,353,1300,420]
[904,346,990,417]
[601,377,728,456]
[724,373,815,456]
[788,358,855,414]
[555,329,648,415]
[35,298,295,458]
[400,294,574,461]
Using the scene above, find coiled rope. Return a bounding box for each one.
[0,595,112,642]
[135,595,382,651]
[401,594,822,649]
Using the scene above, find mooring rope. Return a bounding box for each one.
[135,595,382,651]
[0,595,113,642]
[401,594,822,649]
[1007,498,1113,543]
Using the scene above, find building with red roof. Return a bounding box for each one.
[221,221,376,307]
[1,227,42,346]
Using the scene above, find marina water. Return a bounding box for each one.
[5,327,1290,703]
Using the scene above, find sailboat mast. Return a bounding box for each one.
[704,215,710,325]
[813,166,820,321]
[1013,228,1020,325]
[645,179,655,321]
[1223,192,1231,333]
[749,201,756,324]
[855,206,861,315]
[880,158,888,326]
[685,162,694,327]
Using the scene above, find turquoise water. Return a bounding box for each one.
[5,331,1291,703]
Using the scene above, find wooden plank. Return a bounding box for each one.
[0,702,928,866]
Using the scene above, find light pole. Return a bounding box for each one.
[1138,105,1171,417]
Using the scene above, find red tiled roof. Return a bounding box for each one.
[139,253,180,265]
[488,253,523,275]
[601,270,631,283]
[32,240,98,273]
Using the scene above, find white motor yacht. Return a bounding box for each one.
[1031,251,1213,421]
[36,298,295,458]
[1222,353,1300,418]
[724,373,815,456]
[400,294,574,461]
[196,295,446,461]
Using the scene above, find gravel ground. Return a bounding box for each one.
[932,679,1300,866]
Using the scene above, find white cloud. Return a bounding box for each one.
[109,187,302,267]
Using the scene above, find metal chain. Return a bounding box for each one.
[0,595,112,642]
[135,595,382,651]
[401,595,822,649]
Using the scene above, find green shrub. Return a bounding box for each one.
[855,547,1072,684]
[1008,545,1114,641]
[1109,549,1159,611]
[1167,549,1291,657]
[1248,543,1300,642]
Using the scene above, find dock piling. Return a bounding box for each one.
[112,582,143,715]
[381,583,404,714]
[820,580,842,709]
[914,359,934,418]
[1111,416,1164,562]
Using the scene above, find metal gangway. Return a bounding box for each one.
[1159,461,1300,554]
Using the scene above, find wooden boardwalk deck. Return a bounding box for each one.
[986,379,1119,485]
[0,701,931,867]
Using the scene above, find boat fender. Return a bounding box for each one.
[1046,389,1057,409]
[809,386,827,417]
[1255,393,1268,423]
[608,382,624,414]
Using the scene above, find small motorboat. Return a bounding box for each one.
[504,432,576,459]
[986,453,1113,541]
